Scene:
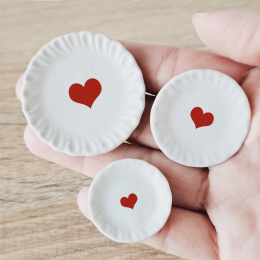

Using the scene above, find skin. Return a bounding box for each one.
[16,11,260,260]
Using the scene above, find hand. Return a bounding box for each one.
[16,11,260,260]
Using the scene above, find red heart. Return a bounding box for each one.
[190,107,214,129]
[69,78,102,108]
[120,193,138,209]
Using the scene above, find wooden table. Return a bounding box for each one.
[1,0,259,259]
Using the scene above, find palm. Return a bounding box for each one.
[17,31,260,260]
[208,153,260,259]
[207,74,260,259]
[141,66,260,259]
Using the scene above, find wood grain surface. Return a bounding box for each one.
[1,0,260,259]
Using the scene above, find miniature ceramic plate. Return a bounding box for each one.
[151,69,251,167]
[22,31,145,156]
[88,159,172,243]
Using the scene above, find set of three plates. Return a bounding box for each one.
[22,31,251,243]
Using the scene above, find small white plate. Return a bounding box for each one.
[151,69,251,167]
[88,159,172,243]
[22,31,145,156]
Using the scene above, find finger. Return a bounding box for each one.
[77,186,91,220]
[144,208,218,260]
[17,43,252,104]
[121,41,252,94]
[77,187,218,260]
[127,95,158,149]
[193,10,260,67]
[24,125,85,173]
[25,125,209,211]
[232,67,260,155]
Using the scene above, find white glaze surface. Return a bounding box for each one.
[88,159,172,243]
[22,31,145,156]
[151,69,251,167]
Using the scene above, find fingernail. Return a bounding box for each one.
[77,187,86,206]
[192,12,210,26]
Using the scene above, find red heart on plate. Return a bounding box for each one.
[120,193,138,209]
[69,78,102,108]
[190,107,214,129]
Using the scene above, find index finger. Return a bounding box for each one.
[16,41,252,102]
[121,41,252,94]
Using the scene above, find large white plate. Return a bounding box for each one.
[22,31,145,156]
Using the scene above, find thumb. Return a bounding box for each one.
[193,10,260,66]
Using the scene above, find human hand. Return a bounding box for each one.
[16,10,260,260]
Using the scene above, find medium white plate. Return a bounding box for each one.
[22,31,145,156]
[88,159,172,243]
[151,69,251,167]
